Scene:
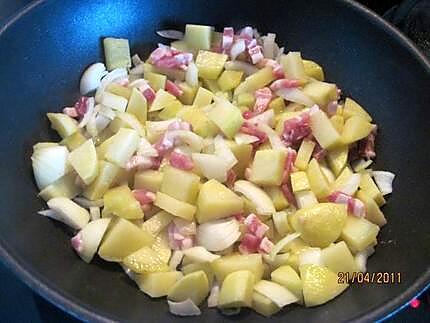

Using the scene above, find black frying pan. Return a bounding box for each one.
[1,0,429,322]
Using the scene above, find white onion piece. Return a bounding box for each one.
[95,68,128,103]
[213,135,237,169]
[275,47,285,63]
[182,246,221,263]
[137,137,159,157]
[276,88,315,106]
[295,190,318,209]
[352,158,373,172]
[197,218,241,251]
[234,180,275,215]
[185,62,199,87]
[89,206,101,221]
[207,282,220,307]
[38,209,62,221]
[299,247,323,266]
[247,109,275,127]
[230,39,246,60]
[78,97,95,128]
[269,232,301,260]
[73,197,104,208]
[372,171,395,195]
[31,145,70,190]
[168,299,201,316]
[80,63,107,95]
[254,280,298,308]
[46,197,90,230]
[355,246,375,272]
[94,113,111,133]
[156,29,184,40]
[234,133,259,145]
[257,123,285,150]
[169,250,184,270]
[131,54,143,67]
[168,130,204,152]
[338,173,361,196]
[224,61,258,76]
[192,153,229,182]
[263,33,276,59]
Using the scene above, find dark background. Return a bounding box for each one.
[0,0,429,322]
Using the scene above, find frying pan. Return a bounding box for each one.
[0,0,429,322]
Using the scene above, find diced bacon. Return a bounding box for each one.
[281,111,312,148]
[150,156,162,170]
[281,182,297,207]
[74,96,90,117]
[327,191,366,218]
[239,233,261,254]
[358,126,377,159]
[153,121,193,157]
[226,169,237,189]
[70,233,83,253]
[244,214,269,239]
[222,27,234,50]
[125,155,154,171]
[258,237,274,254]
[253,87,272,114]
[63,107,78,118]
[169,151,194,170]
[242,110,255,119]
[150,46,173,62]
[240,122,268,143]
[258,59,285,79]
[181,237,195,249]
[165,80,184,97]
[239,26,254,41]
[326,101,338,116]
[233,212,246,222]
[270,78,302,91]
[336,87,342,99]
[149,44,193,71]
[135,80,156,103]
[283,148,298,181]
[248,44,264,64]
[168,221,196,250]
[132,189,156,206]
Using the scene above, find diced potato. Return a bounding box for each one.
[103,185,144,220]
[211,254,264,282]
[253,280,298,308]
[309,109,341,149]
[252,291,281,317]
[271,265,303,301]
[319,161,336,184]
[181,262,214,286]
[226,142,253,178]
[178,82,198,105]
[184,24,212,50]
[108,114,142,135]
[83,161,120,200]
[306,158,330,199]
[300,264,348,307]
[47,113,78,138]
[106,83,132,99]
[341,216,380,253]
[327,146,348,176]
[217,70,244,91]
[280,52,306,81]
[126,88,147,124]
[103,37,131,70]
[170,40,189,52]
[177,106,219,138]
[60,131,87,151]
[98,218,153,261]
[193,87,214,108]
[290,203,347,248]
[134,170,163,192]
[295,139,316,170]
[160,165,200,204]
[321,241,358,275]
[149,89,177,112]
[141,211,173,236]
[195,50,228,80]
[343,98,372,121]
[196,179,243,223]
[266,187,289,211]
[167,270,210,305]
[356,190,387,226]
[234,67,276,96]
[302,81,337,107]
[303,59,325,81]
[330,115,344,133]
[95,133,115,160]
[218,270,255,308]
[100,92,128,112]
[250,149,286,186]
[105,128,140,168]
[144,72,166,91]
[269,97,286,114]
[331,166,353,193]
[238,92,256,107]
[242,196,258,215]
[123,245,169,274]
[154,192,196,221]
[290,171,311,193]
[341,116,374,145]
[158,100,183,120]
[359,172,386,206]
[207,97,243,139]
[38,173,81,201]
[202,78,221,93]
[68,139,98,185]
[113,167,135,187]
[135,271,183,298]
[150,231,171,263]
[234,180,275,216]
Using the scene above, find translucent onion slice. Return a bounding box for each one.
[247,109,275,127]
[168,299,201,316]
[372,171,395,195]
[80,62,107,95]
[156,29,184,40]
[192,153,229,182]
[224,61,258,76]
[253,280,298,308]
[276,88,315,106]
[182,246,221,263]
[197,217,241,251]
[269,232,301,260]
[234,133,259,145]
[257,123,285,150]
[207,282,220,308]
[214,135,237,169]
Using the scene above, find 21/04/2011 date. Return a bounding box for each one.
[338,272,402,284]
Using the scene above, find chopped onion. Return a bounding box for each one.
[31,145,70,190]
[299,247,323,266]
[355,246,375,272]
[169,250,184,270]
[46,197,90,230]
[275,47,285,62]
[352,158,373,172]
[257,123,285,150]
[224,61,258,76]
[247,109,275,127]
[147,119,179,135]
[254,280,298,307]
[295,190,318,209]
[234,180,276,215]
[197,217,241,251]
[269,232,301,260]
[230,39,246,60]
[99,92,128,112]
[185,62,199,87]
[89,206,101,221]
[131,54,143,67]
[213,135,237,169]
[262,33,276,59]
[73,197,104,208]
[182,246,221,263]
[117,113,146,136]
[78,97,95,128]
[95,68,128,103]
[234,133,259,145]
[97,104,116,120]
[168,299,201,316]
[80,62,107,95]
[192,153,229,182]
[207,282,220,307]
[137,137,159,157]
[372,171,395,195]
[156,29,184,40]
[276,88,315,106]
[38,209,62,221]
[338,173,361,196]
[168,130,204,152]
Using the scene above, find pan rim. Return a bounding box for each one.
[0,0,429,322]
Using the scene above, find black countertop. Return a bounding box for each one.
[1,1,429,322]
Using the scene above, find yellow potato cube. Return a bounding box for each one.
[134,170,163,192]
[218,270,255,308]
[306,158,330,199]
[181,262,214,286]
[227,142,253,178]
[144,71,166,91]
[237,92,256,108]
[327,146,349,176]
[265,187,289,211]
[211,254,264,282]
[290,171,311,193]
[60,131,86,151]
[196,50,228,80]
[149,89,177,112]
[106,83,132,99]
[271,265,303,301]
[341,116,374,145]
[217,70,244,91]
[126,88,147,123]
[202,78,220,93]
[103,185,144,220]
[303,59,325,81]
[252,291,280,317]
[160,165,200,204]
[341,216,380,253]
[83,161,120,200]
[154,192,196,221]
[250,149,287,186]
[272,211,292,236]
[343,98,372,121]
[47,113,78,138]
[234,67,275,96]
[330,115,344,133]
[167,270,210,305]
[38,173,81,201]
[68,139,98,185]
[207,97,244,139]
[135,271,183,298]
[303,81,337,107]
[321,241,358,275]
[193,87,214,108]
[269,97,286,114]
[359,173,386,206]
[177,106,219,138]
[295,139,316,170]
[141,211,173,236]
[123,245,169,274]
[158,100,183,120]
[356,190,387,226]
[309,109,341,149]
[280,52,306,81]
[178,82,198,105]
[184,24,212,50]
[105,128,140,168]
